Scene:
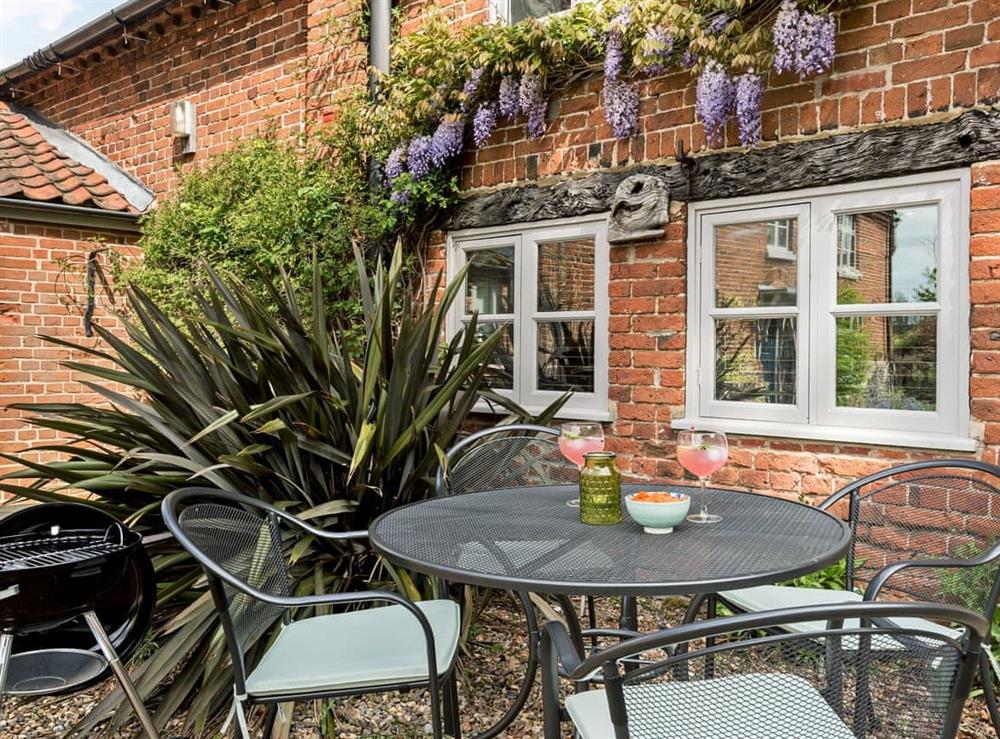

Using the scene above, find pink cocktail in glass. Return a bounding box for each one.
[559,436,605,468]
[676,445,728,479]
[677,429,728,524]
[559,423,605,507]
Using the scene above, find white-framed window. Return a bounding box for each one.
[447,214,610,420]
[678,170,972,451]
[489,0,574,24]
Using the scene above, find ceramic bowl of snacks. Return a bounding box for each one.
[625,491,691,534]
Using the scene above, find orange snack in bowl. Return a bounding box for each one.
[632,491,687,503]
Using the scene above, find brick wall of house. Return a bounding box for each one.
[0,219,139,479]
[10,0,313,197]
[417,0,1000,499]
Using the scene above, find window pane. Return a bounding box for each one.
[836,205,938,304]
[537,320,594,392]
[468,321,514,390]
[537,238,595,312]
[509,0,570,22]
[465,247,514,315]
[835,315,936,411]
[715,318,796,404]
[715,220,798,308]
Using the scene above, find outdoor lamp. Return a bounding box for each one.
[169,100,196,154]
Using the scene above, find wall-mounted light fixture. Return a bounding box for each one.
[169,100,196,154]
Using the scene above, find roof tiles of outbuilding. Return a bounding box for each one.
[0,102,136,213]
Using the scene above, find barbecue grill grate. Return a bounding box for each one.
[0,526,127,572]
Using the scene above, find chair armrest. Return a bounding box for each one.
[864,557,985,602]
[542,620,584,677]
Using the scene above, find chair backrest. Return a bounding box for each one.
[593,602,986,739]
[436,423,578,497]
[826,460,1000,615]
[164,490,291,690]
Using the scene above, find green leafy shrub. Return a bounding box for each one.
[129,134,396,336]
[1,243,560,736]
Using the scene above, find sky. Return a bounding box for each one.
[0,0,122,69]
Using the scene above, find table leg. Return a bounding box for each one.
[704,594,717,680]
[466,590,541,739]
[619,596,638,631]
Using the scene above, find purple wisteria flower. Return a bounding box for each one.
[473,103,498,147]
[605,28,624,81]
[681,49,698,69]
[696,61,734,145]
[460,67,485,112]
[390,186,412,206]
[499,75,520,119]
[643,26,674,76]
[735,73,763,147]
[384,143,407,181]
[519,73,547,139]
[773,1,836,79]
[795,11,836,78]
[430,119,465,166]
[407,135,432,180]
[603,78,639,139]
[707,13,730,35]
[773,0,800,74]
[604,5,631,81]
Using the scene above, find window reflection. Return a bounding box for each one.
[537,239,595,312]
[715,318,797,405]
[715,220,798,308]
[836,206,938,304]
[471,321,514,390]
[537,320,594,392]
[836,315,936,411]
[466,247,514,315]
[508,0,571,22]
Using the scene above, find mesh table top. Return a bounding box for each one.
[370,484,851,596]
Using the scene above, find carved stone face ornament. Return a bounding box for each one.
[607,173,670,244]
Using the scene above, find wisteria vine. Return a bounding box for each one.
[380,1,840,205]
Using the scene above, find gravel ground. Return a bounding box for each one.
[0,595,994,738]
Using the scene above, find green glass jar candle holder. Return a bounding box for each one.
[579,451,622,525]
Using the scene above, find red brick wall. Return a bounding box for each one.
[11,0,314,197]
[414,0,1000,500]
[455,0,1000,188]
[0,219,139,481]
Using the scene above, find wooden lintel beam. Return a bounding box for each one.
[446,107,1000,231]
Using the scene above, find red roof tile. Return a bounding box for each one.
[0,102,137,213]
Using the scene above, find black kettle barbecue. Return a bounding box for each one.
[0,506,160,738]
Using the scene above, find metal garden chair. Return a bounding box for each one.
[542,601,988,739]
[162,488,461,739]
[434,423,580,737]
[685,458,1000,734]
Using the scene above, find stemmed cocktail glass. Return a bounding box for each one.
[559,422,605,507]
[677,429,728,524]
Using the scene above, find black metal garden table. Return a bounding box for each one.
[370,483,851,737]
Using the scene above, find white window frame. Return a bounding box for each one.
[676,169,972,451]
[447,213,611,421]
[489,0,588,24]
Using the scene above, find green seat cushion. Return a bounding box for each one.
[245,599,459,698]
[565,673,856,739]
[720,586,962,647]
